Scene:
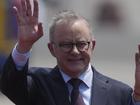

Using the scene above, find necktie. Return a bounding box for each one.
[69,78,85,105]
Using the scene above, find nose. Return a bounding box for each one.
[70,45,80,54]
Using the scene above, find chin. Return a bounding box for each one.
[68,65,86,73]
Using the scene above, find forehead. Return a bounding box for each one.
[53,20,91,42]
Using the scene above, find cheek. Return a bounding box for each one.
[82,51,92,62]
[84,50,92,57]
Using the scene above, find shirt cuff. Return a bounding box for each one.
[12,43,30,70]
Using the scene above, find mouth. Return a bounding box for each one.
[68,58,84,62]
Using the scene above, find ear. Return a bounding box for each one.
[91,40,96,51]
[48,43,56,57]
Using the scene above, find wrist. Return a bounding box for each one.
[17,42,32,53]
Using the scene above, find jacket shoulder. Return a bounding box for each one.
[28,67,52,75]
[94,68,132,90]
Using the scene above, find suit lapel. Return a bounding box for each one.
[90,68,111,105]
[49,66,71,105]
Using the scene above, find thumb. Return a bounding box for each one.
[37,23,43,38]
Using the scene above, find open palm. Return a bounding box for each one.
[13,0,43,53]
[134,45,140,100]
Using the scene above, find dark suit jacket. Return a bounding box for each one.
[0,55,133,105]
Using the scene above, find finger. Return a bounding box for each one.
[12,0,21,9]
[37,23,43,37]
[135,53,139,66]
[21,0,27,17]
[31,23,43,41]
[12,0,23,16]
[33,0,39,19]
[13,6,21,26]
[26,0,32,16]
[139,44,140,54]
[135,45,140,64]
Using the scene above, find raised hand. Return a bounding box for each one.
[13,0,43,53]
[134,45,140,100]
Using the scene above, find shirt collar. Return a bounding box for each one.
[59,63,93,88]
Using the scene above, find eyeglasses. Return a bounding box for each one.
[52,41,91,53]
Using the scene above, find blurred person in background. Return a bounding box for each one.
[0,0,18,73]
[1,0,140,105]
[0,0,17,77]
[96,0,122,27]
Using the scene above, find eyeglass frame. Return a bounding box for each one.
[51,41,91,53]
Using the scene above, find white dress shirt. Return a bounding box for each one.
[60,64,93,105]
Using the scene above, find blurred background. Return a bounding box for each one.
[0,0,140,104]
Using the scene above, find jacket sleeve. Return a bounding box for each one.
[0,54,29,105]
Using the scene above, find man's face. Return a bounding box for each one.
[49,20,95,77]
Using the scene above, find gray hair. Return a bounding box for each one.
[49,10,93,42]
